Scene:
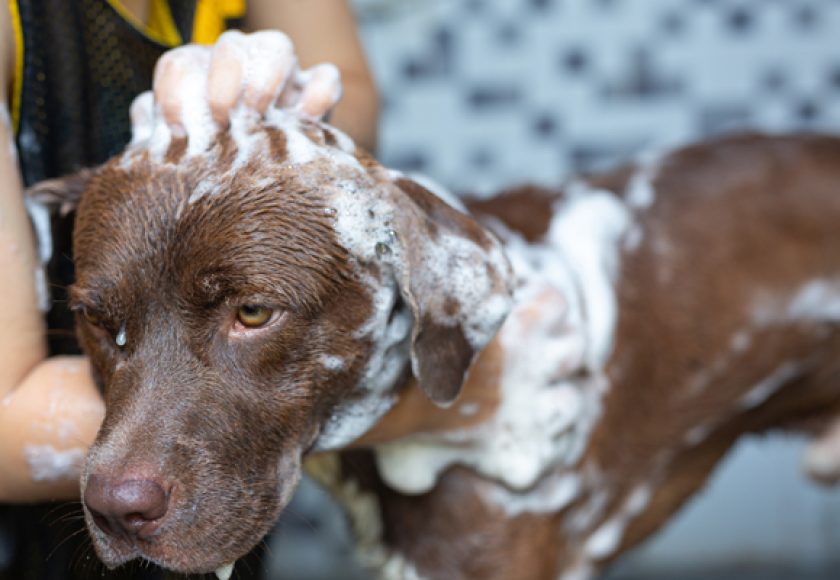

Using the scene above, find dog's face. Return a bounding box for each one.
[42,113,512,572]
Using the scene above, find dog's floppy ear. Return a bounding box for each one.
[389,177,513,407]
[24,168,95,216]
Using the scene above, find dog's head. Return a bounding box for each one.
[31,110,512,572]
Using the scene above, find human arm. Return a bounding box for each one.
[0,4,105,503]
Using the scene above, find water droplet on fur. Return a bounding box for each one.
[375,242,391,256]
[323,207,337,217]
[115,325,127,347]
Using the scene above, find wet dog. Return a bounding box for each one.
[29,92,840,578]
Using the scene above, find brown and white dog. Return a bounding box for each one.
[29,65,840,580]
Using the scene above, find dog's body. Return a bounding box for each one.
[313,134,840,579]
[34,96,840,579]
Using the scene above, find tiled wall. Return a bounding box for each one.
[358,0,840,195]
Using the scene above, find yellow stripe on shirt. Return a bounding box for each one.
[7,0,24,132]
[192,0,246,45]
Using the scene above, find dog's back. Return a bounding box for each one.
[326,133,840,579]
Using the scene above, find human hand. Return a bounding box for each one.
[134,30,343,142]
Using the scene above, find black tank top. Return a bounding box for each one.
[11,0,244,185]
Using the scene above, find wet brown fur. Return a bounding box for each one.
[332,134,840,579]
[70,128,379,572]
[50,131,840,578]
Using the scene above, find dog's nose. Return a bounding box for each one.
[84,474,169,540]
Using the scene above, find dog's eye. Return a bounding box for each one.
[236,305,274,328]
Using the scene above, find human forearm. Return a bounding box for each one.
[0,356,104,502]
[329,69,379,153]
[0,120,46,394]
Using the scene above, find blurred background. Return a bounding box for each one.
[267,1,840,578]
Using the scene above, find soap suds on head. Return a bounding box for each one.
[24,445,85,482]
[266,109,362,170]
[126,35,357,178]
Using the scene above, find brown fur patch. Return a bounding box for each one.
[164,137,187,165]
[467,185,559,242]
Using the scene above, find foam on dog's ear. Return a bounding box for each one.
[391,177,513,406]
[22,169,96,311]
[25,168,95,216]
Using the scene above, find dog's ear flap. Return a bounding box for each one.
[390,177,513,407]
[25,168,95,215]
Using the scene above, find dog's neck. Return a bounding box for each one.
[349,181,635,496]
